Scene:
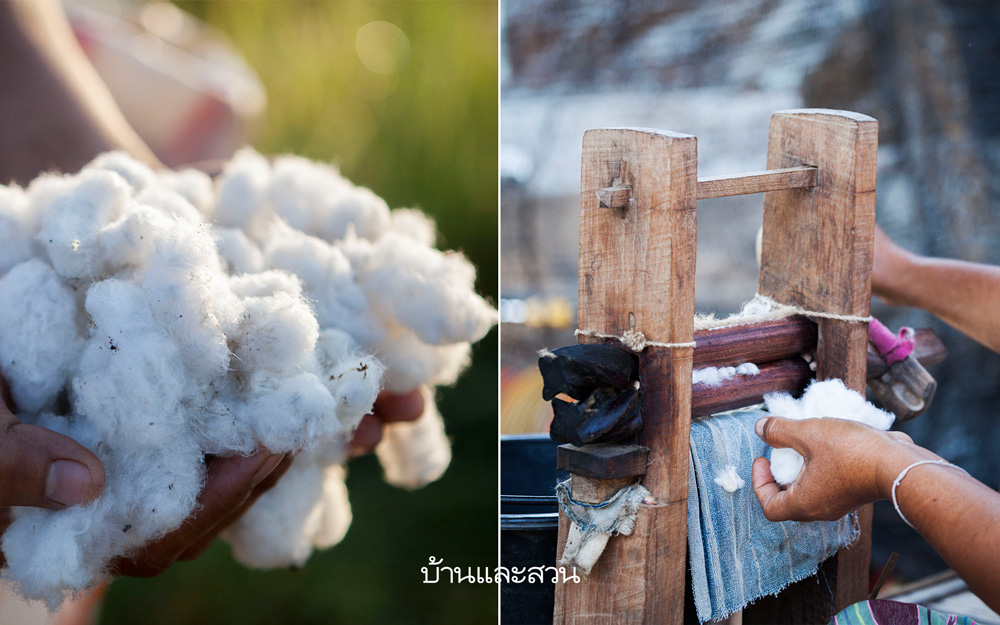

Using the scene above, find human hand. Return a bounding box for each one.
[751,416,935,522]
[0,377,105,511]
[111,450,291,576]
[348,388,425,459]
[113,388,424,575]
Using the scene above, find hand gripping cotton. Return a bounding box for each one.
[0,151,495,607]
[763,379,895,485]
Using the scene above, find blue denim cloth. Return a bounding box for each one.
[687,409,858,623]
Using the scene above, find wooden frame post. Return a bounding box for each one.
[753,109,878,622]
[554,129,697,624]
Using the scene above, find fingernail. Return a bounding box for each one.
[252,454,284,486]
[46,460,95,507]
[755,418,768,438]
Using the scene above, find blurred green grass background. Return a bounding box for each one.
[101,2,498,624]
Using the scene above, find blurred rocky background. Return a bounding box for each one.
[501,0,1000,587]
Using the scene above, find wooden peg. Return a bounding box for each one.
[597,160,633,210]
[596,185,632,209]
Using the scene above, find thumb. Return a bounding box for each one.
[754,416,806,451]
[0,411,105,509]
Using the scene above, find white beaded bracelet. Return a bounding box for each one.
[891,459,969,529]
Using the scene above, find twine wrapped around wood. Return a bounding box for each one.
[575,294,871,352]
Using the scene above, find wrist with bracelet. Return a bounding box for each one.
[890,459,969,528]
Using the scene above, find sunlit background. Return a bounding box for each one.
[60,2,498,624]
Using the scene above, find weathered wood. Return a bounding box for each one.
[696,165,818,200]
[555,128,697,625]
[691,357,813,417]
[866,327,948,378]
[693,315,816,369]
[755,108,879,621]
[570,475,637,503]
[557,443,649,479]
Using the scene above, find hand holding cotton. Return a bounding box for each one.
[763,379,895,485]
[0,150,495,607]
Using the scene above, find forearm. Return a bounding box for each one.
[878,250,1000,353]
[876,447,1000,612]
[0,0,159,184]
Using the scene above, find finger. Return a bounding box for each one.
[754,416,807,451]
[177,454,294,562]
[348,414,383,458]
[887,430,913,444]
[373,388,424,423]
[112,451,284,577]
[752,457,794,521]
[0,411,105,509]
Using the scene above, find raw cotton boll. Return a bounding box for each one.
[236,372,340,454]
[84,151,156,192]
[376,386,451,489]
[97,205,168,273]
[230,291,319,375]
[73,330,188,448]
[25,172,73,216]
[2,504,102,609]
[0,260,82,412]
[360,234,496,346]
[311,464,353,550]
[261,223,344,289]
[214,148,271,230]
[0,186,35,272]
[100,441,206,540]
[316,329,384,430]
[38,171,131,279]
[154,168,214,215]
[764,379,895,485]
[189,392,255,456]
[229,269,304,300]
[798,378,895,430]
[133,217,234,381]
[313,183,391,243]
[75,279,190,447]
[762,391,803,421]
[388,208,437,247]
[262,224,383,348]
[215,227,265,274]
[134,187,204,224]
[222,453,329,569]
[375,327,472,392]
[265,155,392,242]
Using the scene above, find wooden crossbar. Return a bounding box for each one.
[696,165,817,200]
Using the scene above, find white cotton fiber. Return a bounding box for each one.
[0,150,494,606]
[763,379,894,485]
[376,386,451,489]
[692,363,759,388]
[0,260,82,413]
[221,449,350,569]
[714,465,745,493]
